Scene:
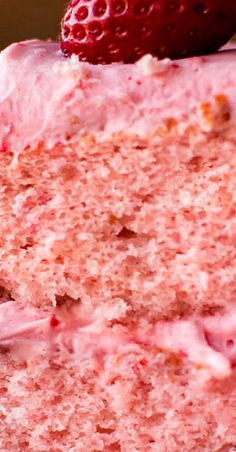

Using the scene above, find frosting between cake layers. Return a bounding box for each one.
[1,301,236,381]
[0,40,236,153]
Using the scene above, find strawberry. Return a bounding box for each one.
[61,0,236,64]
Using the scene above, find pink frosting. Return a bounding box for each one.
[0,302,47,343]
[1,301,236,381]
[1,39,236,153]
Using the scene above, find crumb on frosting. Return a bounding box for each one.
[136,54,172,76]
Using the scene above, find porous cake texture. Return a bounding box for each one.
[0,41,236,451]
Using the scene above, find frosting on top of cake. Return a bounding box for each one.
[0,39,236,153]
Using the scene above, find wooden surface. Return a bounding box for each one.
[0,2,235,50]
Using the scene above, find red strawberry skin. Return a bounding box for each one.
[61,0,236,64]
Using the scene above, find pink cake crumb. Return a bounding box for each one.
[1,128,236,450]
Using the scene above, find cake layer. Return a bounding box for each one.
[1,301,236,451]
[1,126,236,318]
[0,40,236,153]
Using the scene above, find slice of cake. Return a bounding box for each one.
[0,39,236,451]
[1,1,236,450]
